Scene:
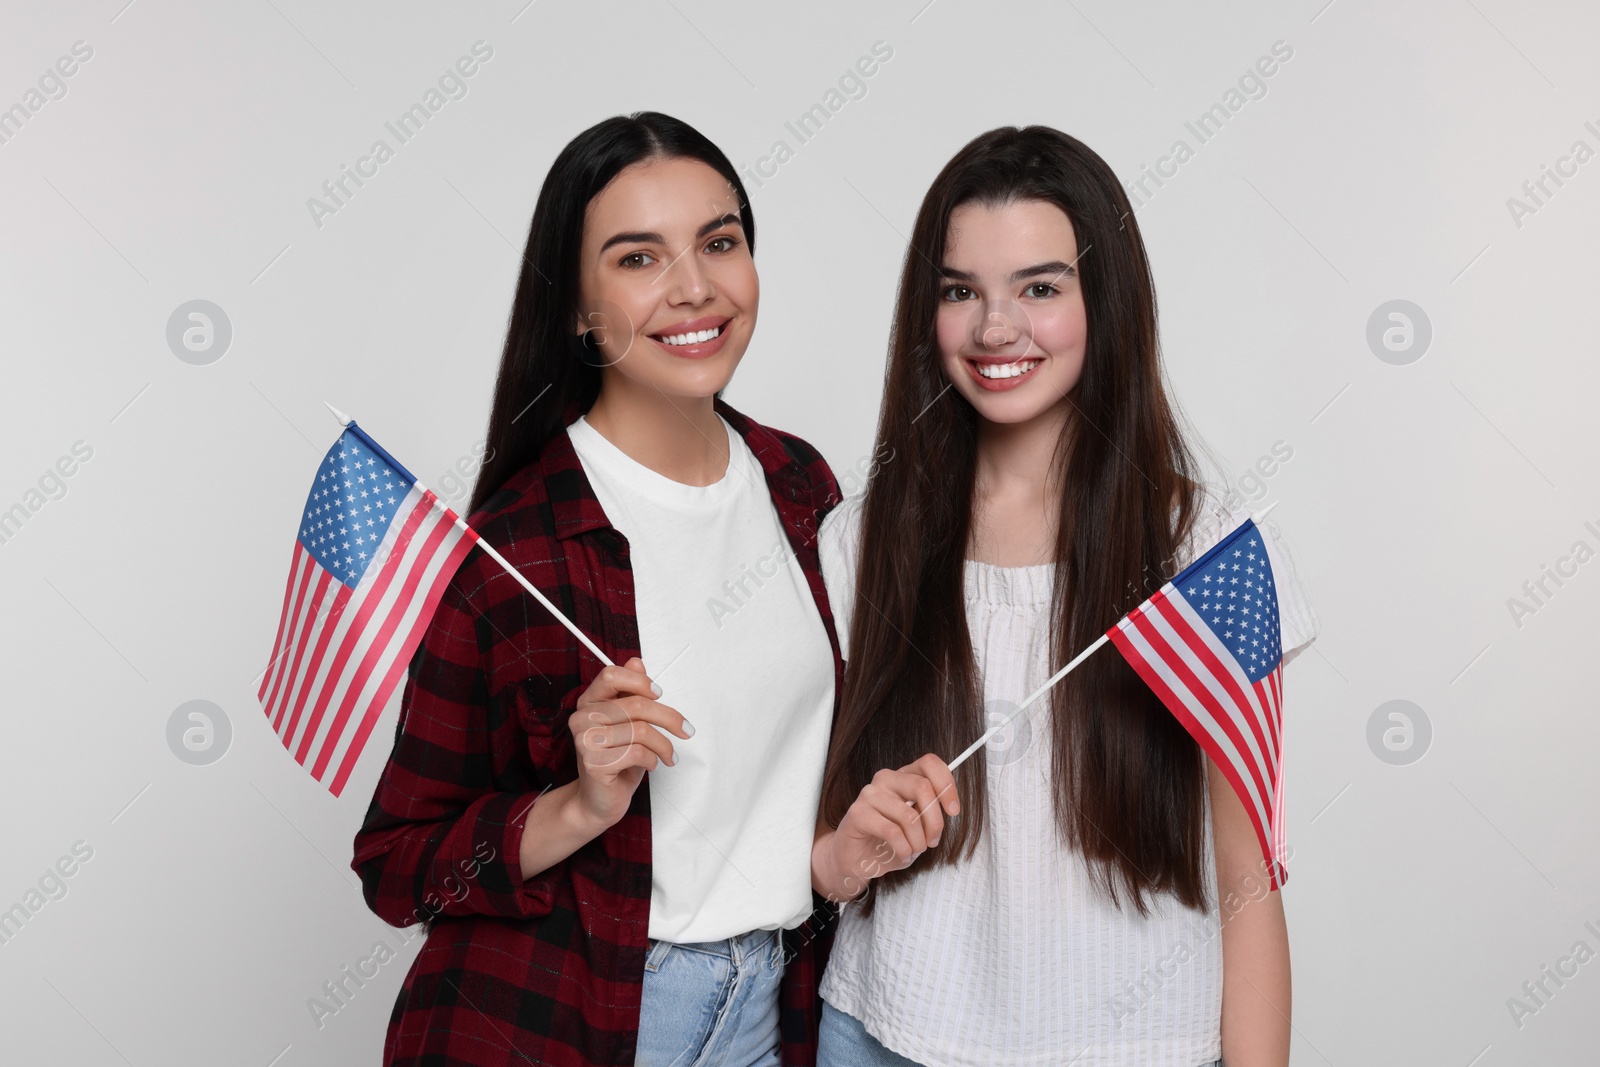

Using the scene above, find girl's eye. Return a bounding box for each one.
[619,251,654,269]
[1026,282,1059,298]
[705,235,739,253]
[941,285,974,302]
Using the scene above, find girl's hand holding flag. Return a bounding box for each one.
[812,753,961,903]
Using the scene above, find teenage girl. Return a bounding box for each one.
[809,126,1319,1067]
[353,112,845,1067]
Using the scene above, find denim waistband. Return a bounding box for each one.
[648,927,781,966]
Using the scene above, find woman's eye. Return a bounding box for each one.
[619,251,654,269]
[1026,283,1059,298]
[941,285,974,302]
[705,235,738,253]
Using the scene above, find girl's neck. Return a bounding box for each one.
[582,377,729,487]
[969,401,1071,567]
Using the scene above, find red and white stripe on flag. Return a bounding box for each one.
[257,485,477,796]
[1109,583,1288,889]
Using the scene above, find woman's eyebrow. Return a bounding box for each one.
[599,229,664,253]
[696,212,743,238]
[598,213,744,254]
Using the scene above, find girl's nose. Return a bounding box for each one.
[978,302,1023,346]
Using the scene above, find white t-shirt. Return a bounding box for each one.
[566,414,836,944]
[816,488,1318,1067]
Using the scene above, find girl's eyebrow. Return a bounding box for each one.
[1011,260,1076,281]
[937,260,1077,283]
[598,212,744,254]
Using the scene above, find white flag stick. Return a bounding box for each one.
[451,521,615,668]
[325,402,615,669]
[947,633,1109,772]
[945,500,1282,773]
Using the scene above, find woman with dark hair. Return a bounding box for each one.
[809,126,1318,1065]
[352,112,845,1067]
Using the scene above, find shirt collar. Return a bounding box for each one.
[542,397,811,541]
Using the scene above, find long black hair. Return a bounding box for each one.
[467,112,756,515]
[819,126,1208,915]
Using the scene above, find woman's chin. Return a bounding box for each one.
[626,363,741,402]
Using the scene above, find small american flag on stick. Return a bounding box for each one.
[1108,514,1290,888]
[258,406,615,796]
[256,410,477,796]
[948,507,1294,889]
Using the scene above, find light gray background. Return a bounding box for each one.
[2,0,1596,1063]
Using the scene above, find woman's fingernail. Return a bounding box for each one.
[682,719,695,737]
[931,836,940,847]
[650,682,663,697]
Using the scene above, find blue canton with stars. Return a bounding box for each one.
[1170,518,1282,683]
[299,427,415,588]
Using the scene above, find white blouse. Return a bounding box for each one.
[816,489,1318,1067]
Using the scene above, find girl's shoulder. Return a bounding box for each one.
[1172,481,1238,570]
[818,490,865,576]
[1177,481,1321,662]
[817,491,866,652]
[819,487,864,543]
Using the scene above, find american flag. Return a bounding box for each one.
[257,421,477,796]
[1108,516,1291,888]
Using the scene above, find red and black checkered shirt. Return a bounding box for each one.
[351,398,844,1066]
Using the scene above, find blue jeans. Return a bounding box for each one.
[818,1000,922,1066]
[636,927,785,1067]
[818,999,1224,1067]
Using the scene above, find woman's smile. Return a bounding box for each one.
[647,314,733,359]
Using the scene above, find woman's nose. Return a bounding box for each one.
[662,250,714,304]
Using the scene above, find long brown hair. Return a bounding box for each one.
[819,126,1207,914]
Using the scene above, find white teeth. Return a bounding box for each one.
[975,359,1040,379]
[657,325,723,346]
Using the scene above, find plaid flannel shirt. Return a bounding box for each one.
[351,398,843,1066]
